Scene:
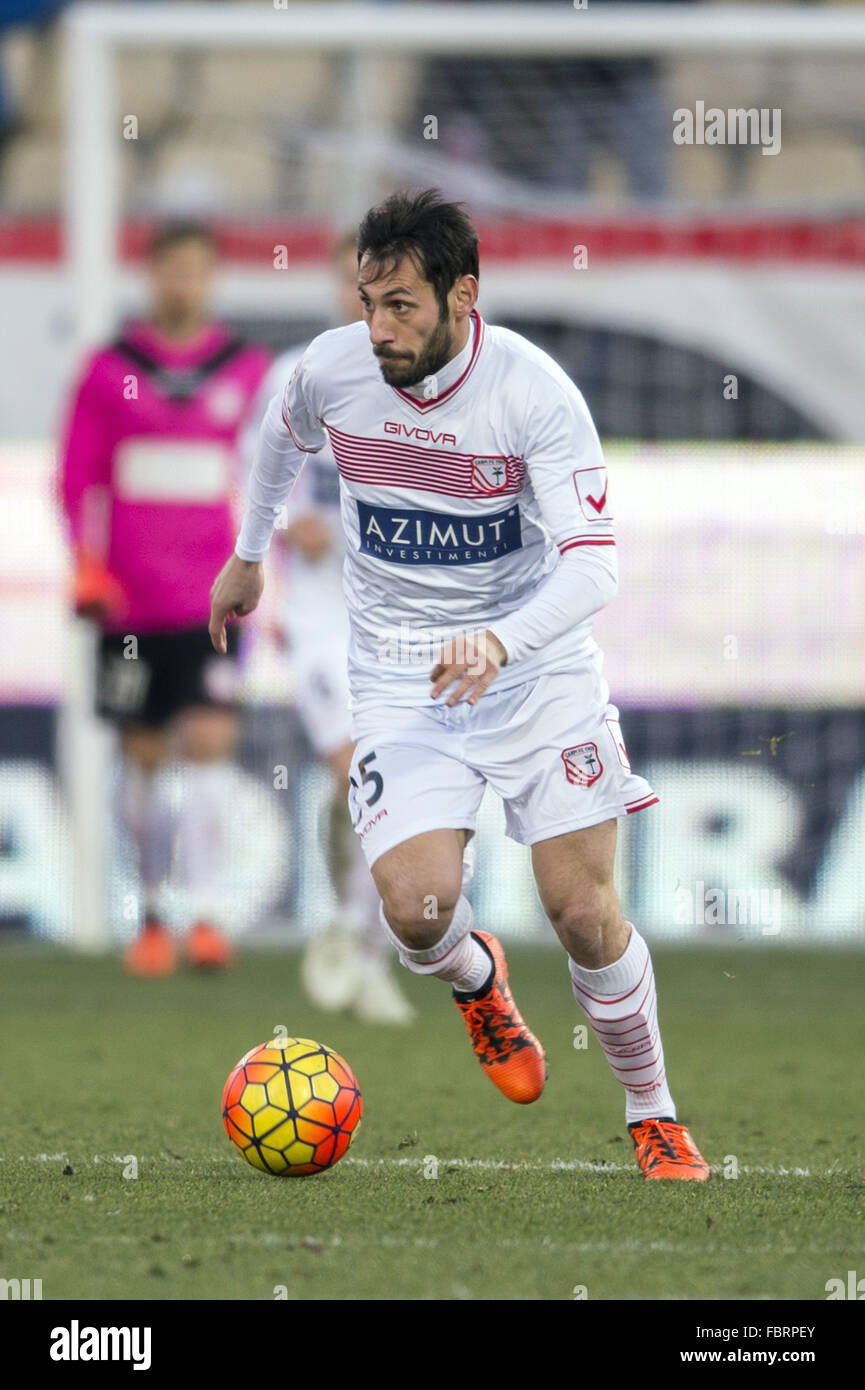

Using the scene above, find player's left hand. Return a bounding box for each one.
[430,629,508,707]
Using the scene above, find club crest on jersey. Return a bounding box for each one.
[356,501,522,566]
[562,742,604,787]
[470,457,511,494]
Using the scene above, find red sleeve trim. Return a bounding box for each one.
[558,538,616,555]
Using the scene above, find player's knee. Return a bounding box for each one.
[548,886,619,955]
[379,885,460,950]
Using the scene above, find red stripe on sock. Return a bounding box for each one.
[577,978,655,1027]
[606,1049,663,1078]
[570,955,650,1008]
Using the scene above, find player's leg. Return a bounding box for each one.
[531,821,707,1179]
[298,737,370,1013]
[350,723,545,1103]
[531,819,672,1110]
[486,670,708,1178]
[173,702,239,968]
[95,629,178,975]
[317,739,416,1024]
[168,625,243,968]
[291,645,415,1021]
[117,722,178,976]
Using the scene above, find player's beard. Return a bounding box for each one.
[374,312,455,389]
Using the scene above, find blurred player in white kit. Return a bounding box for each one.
[246,232,416,1024]
[213,190,709,1178]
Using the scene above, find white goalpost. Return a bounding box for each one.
[58,3,865,948]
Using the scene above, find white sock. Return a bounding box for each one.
[174,760,236,922]
[378,895,493,992]
[116,759,174,918]
[569,924,677,1125]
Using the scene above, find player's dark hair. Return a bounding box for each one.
[148,219,217,260]
[357,189,479,317]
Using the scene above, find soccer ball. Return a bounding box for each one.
[222,1036,362,1177]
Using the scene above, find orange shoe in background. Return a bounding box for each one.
[453,931,546,1104]
[185,921,235,971]
[628,1118,710,1181]
[123,917,177,978]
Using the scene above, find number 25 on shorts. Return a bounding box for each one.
[348,749,384,826]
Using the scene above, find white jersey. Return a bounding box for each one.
[238,310,617,716]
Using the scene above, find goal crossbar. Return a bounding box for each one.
[65,4,865,56]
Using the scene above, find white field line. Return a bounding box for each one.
[0,1228,849,1260]
[0,1152,849,1178]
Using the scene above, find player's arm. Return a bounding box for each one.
[57,358,126,621]
[239,352,331,562]
[432,380,616,706]
[209,356,326,652]
[487,380,617,664]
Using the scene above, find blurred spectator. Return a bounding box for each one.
[0,0,65,184]
[416,0,696,200]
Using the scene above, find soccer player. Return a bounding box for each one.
[60,220,271,977]
[245,232,416,1024]
[210,190,709,1179]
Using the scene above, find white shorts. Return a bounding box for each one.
[347,668,658,868]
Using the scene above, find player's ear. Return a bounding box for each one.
[451,274,479,320]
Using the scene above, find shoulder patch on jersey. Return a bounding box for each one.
[574,465,612,521]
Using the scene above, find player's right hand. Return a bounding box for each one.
[209,554,264,653]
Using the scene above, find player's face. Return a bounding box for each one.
[358,253,468,388]
[149,238,215,331]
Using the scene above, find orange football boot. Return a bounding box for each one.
[453,931,546,1104]
[185,920,235,970]
[123,917,177,978]
[628,1117,710,1181]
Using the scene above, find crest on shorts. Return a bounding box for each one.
[470,457,510,494]
[562,742,603,787]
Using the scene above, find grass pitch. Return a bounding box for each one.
[1,943,863,1301]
